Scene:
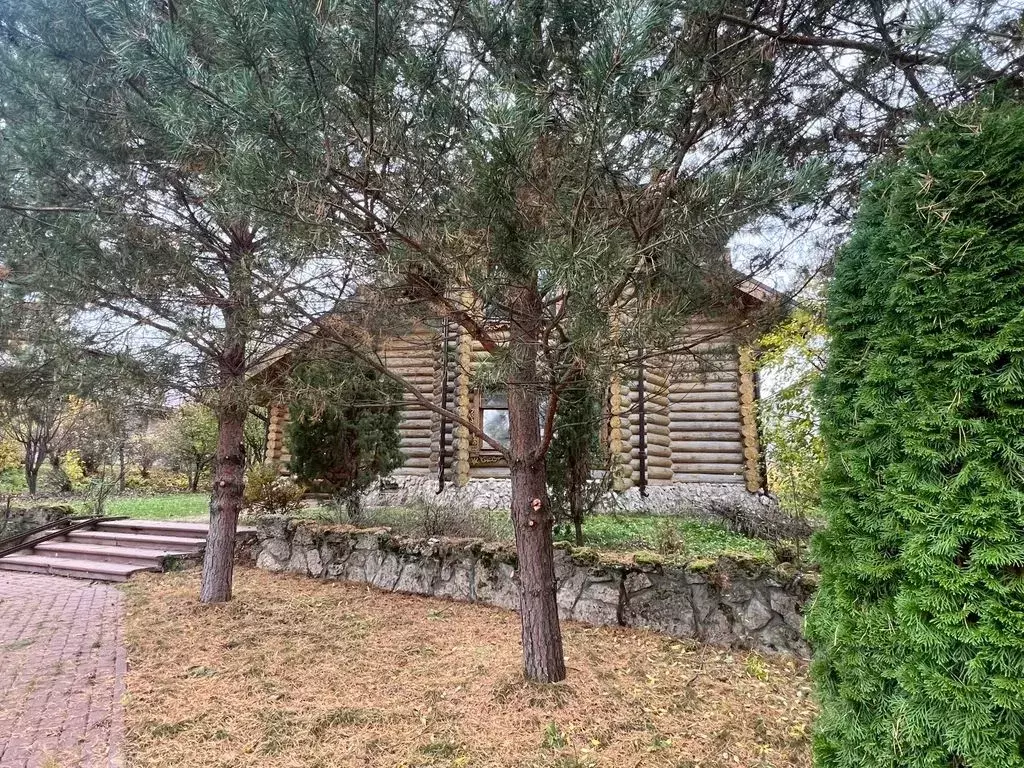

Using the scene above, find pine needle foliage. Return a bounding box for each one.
[807,101,1024,768]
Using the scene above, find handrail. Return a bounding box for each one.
[0,515,129,560]
[0,516,78,554]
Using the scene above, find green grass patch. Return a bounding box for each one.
[307,503,771,562]
[100,493,209,520]
[555,515,772,560]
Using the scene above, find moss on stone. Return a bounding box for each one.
[633,551,666,567]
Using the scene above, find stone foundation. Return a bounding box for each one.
[364,476,810,541]
[255,516,814,657]
[368,475,773,514]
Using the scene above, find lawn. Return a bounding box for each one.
[101,493,209,520]
[559,515,772,560]
[308,505,775,562]
[122,568,814,768]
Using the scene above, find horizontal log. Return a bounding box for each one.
[401,451,433,462]
[400,417,434,429]
[645,372,669,388]
[627,441,673,459]
[672,341,736,353]
[673,473,745,484]
[672,358,737,369]
[631,453,673,468]
[668,390,739,404]
[669,408,742,421]
[400,437,434,449]
[628,421,670,436]
[627,390,675,404]
[671,462,744,475]
[673,452,744,466]
[668,429,741,441]
[681,420,743,432]
[670,409,741,422]
[397,458,433,469]
[631,466,674,481]
[669,440,744,453]
[627,411,672,428]
[669,375,738,387]
[469,466,511,479]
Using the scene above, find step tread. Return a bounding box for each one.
[66,531,207,548]
[0,553,155,576]
[33,542,195,559]
[92,519,256,535]
[96,519,211,536]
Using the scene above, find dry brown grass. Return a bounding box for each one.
[121,567,814,768]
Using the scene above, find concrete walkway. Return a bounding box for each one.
[0,572,125,768]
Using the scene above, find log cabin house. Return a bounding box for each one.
[253,275,780,509]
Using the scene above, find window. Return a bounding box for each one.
[480,392,510,449]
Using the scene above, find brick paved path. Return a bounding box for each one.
[0,573,125,768]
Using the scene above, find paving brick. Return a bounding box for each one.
[0,572,124,768]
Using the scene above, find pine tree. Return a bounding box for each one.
[0,0,352,601]
[807,100,1024,767]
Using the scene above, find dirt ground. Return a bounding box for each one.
[121,568,814,768]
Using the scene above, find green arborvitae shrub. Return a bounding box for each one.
[286,357,404,518]
[546,376,607,546]
[807,102,1024,767]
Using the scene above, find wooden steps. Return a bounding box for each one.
[67,530,206,550]
[0,553,158,581]
[32,541,197,567]
[0,518,215,583]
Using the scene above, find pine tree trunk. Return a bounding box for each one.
[200,270,249,602]
[507,282,566,684]
[200,394,246,603]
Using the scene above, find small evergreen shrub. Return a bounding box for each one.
[286,356,404,519]
[807,102,1024,767]
[243,464,304,519]
[546,377,609,546]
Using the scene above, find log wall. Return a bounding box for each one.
[665,324,746,484]
[379,328,438,477]
[266,401,291,467]
[261,319,763,492]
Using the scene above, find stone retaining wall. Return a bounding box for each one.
[0,504,74,539]
[255,516,814,658]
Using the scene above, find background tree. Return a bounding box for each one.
[806,100,1024,767]
[707,1,1024,219]
[286,357,403,520]
[0,298,139,493]
[755,304,827,519]
[152,404,219,493]
[244,408,270,468]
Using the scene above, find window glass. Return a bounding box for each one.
[481,392,510,448]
